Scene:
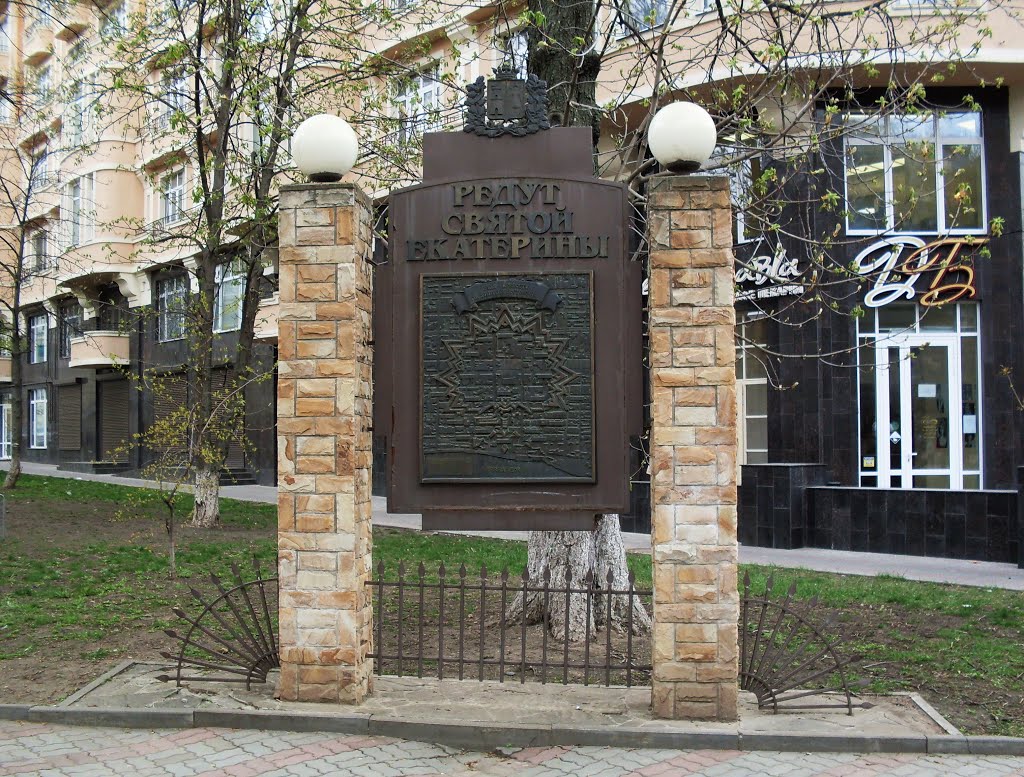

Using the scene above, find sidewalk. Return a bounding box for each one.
[6,460,1024,591]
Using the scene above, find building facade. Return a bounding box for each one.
[2,0,1023,562]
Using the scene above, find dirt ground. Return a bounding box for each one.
[1,495,1022,737]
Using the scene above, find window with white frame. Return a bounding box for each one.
[29,64,51,103]
[157,274,187,341]
[619,0,669,31]
[29,314,47,364]
[395,69,443,142]
[385,0,415,12]
[24,229,50,280]
[844,110,986,235]
[214,260,245,333]
[65,173,95,246]
[29,388,47,449]
[25,0,51,36]
[66,80,93,145]
[159,73,189,128]
[100,0,128,37]
[735,317,770,466]
[160,169,186,225]
[29,148,50,191]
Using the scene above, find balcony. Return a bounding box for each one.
[68,331,130,368]
[0,355,10,382]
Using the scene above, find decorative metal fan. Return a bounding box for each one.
[159,558,279,689]
[740,572,869,714]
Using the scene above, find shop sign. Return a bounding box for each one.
[735,244,804,301]
[852,236,984,308]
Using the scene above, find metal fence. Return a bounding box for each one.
[367,562,653,687]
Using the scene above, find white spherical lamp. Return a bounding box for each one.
[291,114,359,183]
[648,102,717,174]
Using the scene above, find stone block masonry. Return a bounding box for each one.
[276,183,374,703]
[647,175,739,721]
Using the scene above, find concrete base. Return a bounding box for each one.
[18,660,1018,755]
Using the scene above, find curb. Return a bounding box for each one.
[2,704,1023,755]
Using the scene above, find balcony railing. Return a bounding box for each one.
[68,331,130,368]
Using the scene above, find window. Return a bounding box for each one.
[159,73,188,129]
[735,317,770,467]
[29,388,47,449]
[844,110,985,235]
[620,0,669,30]
[29,64,51,103]
[157,275,187,341]
[100,0,128,37]
[29,314,47,364]
[59,301,82,359]
[501,31,529,79]
[65,174,95,246]
[29,148,50,190]
[66,80,92,145]
[25,0,51,36]
[24,229,51,280]
[214,260,245,332]
[0,17,9,53]
[713,138,769,243]
[160,169,186,225]
[395,69,442,142]
[385,0,415,12]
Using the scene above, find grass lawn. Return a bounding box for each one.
[0,474,1022,736]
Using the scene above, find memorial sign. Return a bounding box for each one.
[376,73,641,530]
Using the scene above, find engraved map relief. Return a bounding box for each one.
[421,274,594,481]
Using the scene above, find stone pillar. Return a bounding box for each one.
[647,175,739,721]
[276,183,374,703]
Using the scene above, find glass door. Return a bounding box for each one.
[874,334,965,488]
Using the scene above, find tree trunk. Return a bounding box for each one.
[166,502,177,579]
[190,465,220,527]
[506,529,596,642]
[593,514,651,633]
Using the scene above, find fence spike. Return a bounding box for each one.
[418,561,426,579]
[398,560,406,578]
[521,567,530,583]
[606,568,615,586]
[627,568,636,585]
[543,566,551,583]
[501,567,509,582]
[584,570,594,586]
[565,565,572,585]
[459,563,467,578]
[377,558,385,575]
[439,561,446,579]
[480,564,488,580]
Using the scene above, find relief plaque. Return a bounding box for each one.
[421,273,594,482]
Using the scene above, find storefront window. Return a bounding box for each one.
[857,302,981,489]
[844,110,985,235]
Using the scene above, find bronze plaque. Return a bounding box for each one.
[378,126,643,529]
[421,273,594,482]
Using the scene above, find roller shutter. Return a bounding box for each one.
[98,379,130,462]
[57,384,82,452]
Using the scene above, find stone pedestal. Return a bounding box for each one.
[647,175,739,721]
[276,183,374,703]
